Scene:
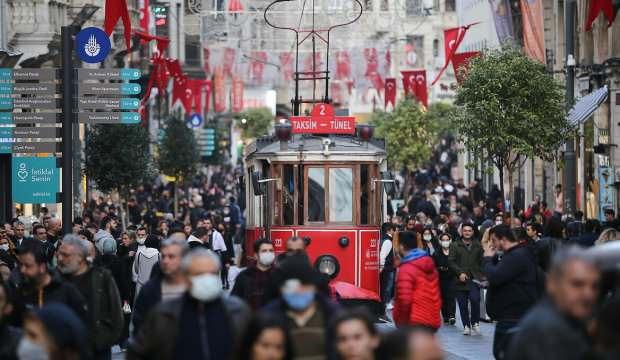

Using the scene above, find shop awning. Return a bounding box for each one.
[567,85,609,126]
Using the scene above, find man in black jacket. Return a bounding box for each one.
[57,235,123,360]
[231,238,275,310]
[12,242,88,324]
[0,280,20,360]
[484,225,542,359]
[507,248,600,360]
[132,237,188,335]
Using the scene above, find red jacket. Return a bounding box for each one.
[393,249,442,329]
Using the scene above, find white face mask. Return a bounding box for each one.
[440,240,451,249]
[137,237,146,245]
[423,234,432,241]
[258,252,275,267]
[17,338,49,360]
[0,244,9,251]
[190,273,222,302]
[495,220,503,226]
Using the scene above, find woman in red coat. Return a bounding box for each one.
[393,231,442,330]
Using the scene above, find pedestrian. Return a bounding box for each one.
[132,237,188,335]
[379,222,396,316]
[506,247,601,360]
[94,216,117,254]
[10,221,30,247]
[45,217,62,245]
[0,231,17,270]
[262,253,340,360]
[17,303,89,360]
[187,228,210,250]
[0,280,20,360]
[127,249,251,360]
[236,313,294,360]
[232,238,276,310]
[30,224,56,264]
[56,235,124,360]
[133,230,160,295]
[420,227,437,255]
[433,232,456,325]
[602,208,620,230]
[218,222,235,289]
[12,242,88,324]
[333,309,380,360]
[484,226,542,359]
[392,231,441,330]
[448,222,484,335]
[376,326,443,360]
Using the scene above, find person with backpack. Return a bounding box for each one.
[484,225,543,360]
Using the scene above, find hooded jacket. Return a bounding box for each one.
[94,229,115,254]
[133,245,160,295]
[393,249,442,329]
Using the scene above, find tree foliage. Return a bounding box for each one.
[452,45,571,212]
[84,124,152,193]
[158,116,200,179]
[426,102,457,138]
[236,107,273,140]
[371,97,436,171]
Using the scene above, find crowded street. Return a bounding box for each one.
[2,0,620,359]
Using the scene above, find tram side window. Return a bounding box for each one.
[283,164,295,225]
[329,168,353,222]
[360,164,369,225]
[308,167,325,222]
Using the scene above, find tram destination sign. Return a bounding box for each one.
[290,103,355,135]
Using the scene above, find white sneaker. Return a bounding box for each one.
[463,326,471,336]
[471,323,481,336]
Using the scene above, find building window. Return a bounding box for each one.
[445,0,455,11]
[185,35,201,67]
[307,167,325,222]
[433,39,439,57]
[329,168,353,222]
[406,0,423,15]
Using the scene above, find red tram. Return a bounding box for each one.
[243,112,392,302]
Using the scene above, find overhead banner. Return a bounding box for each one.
[489,0,514,43]
[384,78,396,109]
[452,51,480,84]
[401,70,428,108]
[521,0,546,62]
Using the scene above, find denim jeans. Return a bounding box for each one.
[380,270,395,307]
[439,277,456,321]
[455,281,480,327]
[493,320,519,359]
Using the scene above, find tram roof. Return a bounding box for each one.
[244,134,387,160]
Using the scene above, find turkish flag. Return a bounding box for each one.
[140,0,149,31]
[431,23,478,85]
[452,51,480,84]
[203,48,211,75]
[172,75,189,111]
[279,53,294,82]
[165,58,183,79]
[585,0,616,30]
[135,31,169,53]
[335,51,351,80]
[223,48,236,78]
[187,79,204,114]
[384,78,396,109]
[104,0,132,50]
[401,70,428,108]
[250,51,268,83]
[228,0,244,12]
[204,80,212,113]
[153,55,169,93]
[213,68,226,113]
[231,77,244,113]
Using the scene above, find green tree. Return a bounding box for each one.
[453,46,571,215]
[371,97,436,199]
[158,116,200,216]
[426,102,457,138]
[236,107,273,140]
[84,124,152,228]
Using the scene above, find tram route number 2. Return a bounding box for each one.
[290,103,356,135]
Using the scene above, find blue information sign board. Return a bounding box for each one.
[12,157,60,204]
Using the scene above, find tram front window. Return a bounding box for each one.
[308,167,325,222]
[329,168,353,222]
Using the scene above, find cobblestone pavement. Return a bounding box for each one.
[438,317,495,360]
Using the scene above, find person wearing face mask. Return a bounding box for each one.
[56,235,123,360]
[17,303,89,360]
[0,280,20,360]
[133,230,161,296]
[432,233,456,325]
[484,225,542,360]
[232,238,276,310]
[262,253,340,360]
[393,231,441,330]
[127,248,251,360]
[421,228,437,255]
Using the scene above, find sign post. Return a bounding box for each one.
[61,25,74,235]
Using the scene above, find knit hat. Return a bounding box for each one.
[34,303,87,355]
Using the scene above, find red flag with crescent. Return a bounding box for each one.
[401,70,428,108]
[214,67,226,113]
[104,0,132,50]
[452,51,480,84]
[335,51,351,80]
[250,51,268,83]
[231,77,244,113]
[431,23,478,85]
[279,53,294,81]
[585,0,616,30]
[384,78,396,109]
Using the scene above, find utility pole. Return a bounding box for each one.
[61,26,74,235]
[563,0,576,216]
[0,0,7,49]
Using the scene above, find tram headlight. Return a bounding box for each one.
[314,255,340,279]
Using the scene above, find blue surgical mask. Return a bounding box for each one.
[282,291,315,311]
